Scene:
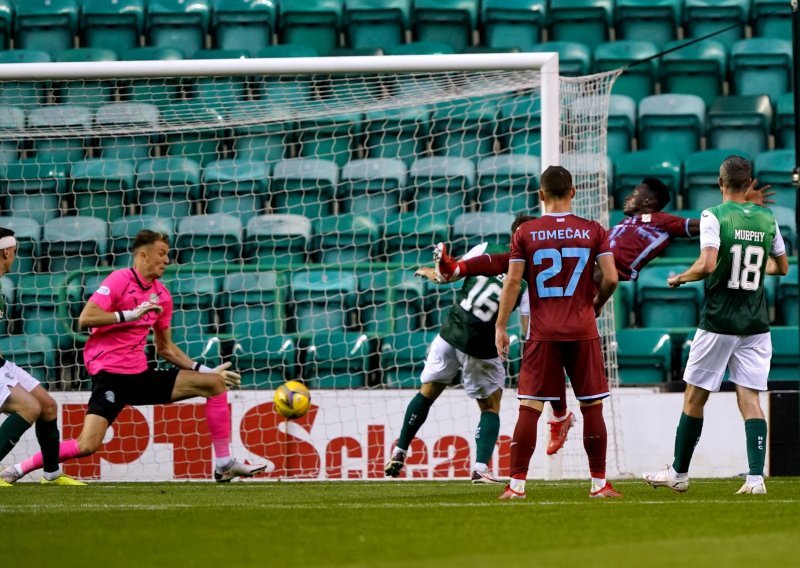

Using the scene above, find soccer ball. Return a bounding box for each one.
[273,381,311,419]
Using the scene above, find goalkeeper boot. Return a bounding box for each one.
[498,484,526,500]
[546,412,576,456]
[736,477,767,495]
[40,474,86,486]
[433,243,460,283]
[590,482,623,498]
[471,469,503,485]
[214,459,267,483]
[384,450,406,478]
[642,465,689,493]
[0,465,22,484]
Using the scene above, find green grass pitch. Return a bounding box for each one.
[4,479,800,568]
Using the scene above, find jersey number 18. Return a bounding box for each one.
[727,243,764,291]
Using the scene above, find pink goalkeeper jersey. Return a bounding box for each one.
[83,268,173,376]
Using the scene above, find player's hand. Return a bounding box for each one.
[744,178,775,207]
[213,362,241,389]
[667,274,682,288]
[593,296,604,318]
[120,301,162,322]
[414,266,438,283]
[495,327,510,362]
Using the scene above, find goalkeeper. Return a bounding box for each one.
[2,230,265,484]
[385,216,534,484]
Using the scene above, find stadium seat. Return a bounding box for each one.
[753,0,792,39]
[328,46,385,56]
[476,154,540,214]
[271,158,339,219]
[777,265,798,325]
[94,102,159,160]
[563,151,614,196]
[279,0,342,56]
[383,213,449,267]
[615,328,672,383]
[530,41,591,76]
[237,335,298,388]
[27,105,92,164]
[81,0,144,56]
[754,150,796,210]
[412,0,478,52]
[135,158,201,219]
[661,209,701,257]
[14,0,79,59]
[380,330,436,388]
[0,0,10,49]
[228,102,292,163]
[297,112,362,167]
[660,40,727,108]
[109,214,173,267]
[731,38,793,103]
[0,275,11,332]
[498,94,542,155]
[408,157,476,223]
[0,50,50,110]
[0,216,40,274]
[70,159,135,223]
[0,335,56,383]
[684,0,749,48]
[244,214,311,267]
[614,279,634,328]
[146,0,211,58]
[452,212,515,253]
[340,158,407,222]
[387,41,454,56]
[615,0,681,48]
[431,98,499,159]
[17,273,67,343]
[55,48,117,107]
[768,326,799,380]
[775,93,795,149]
[606,94,636,158]
[291,270,358,334]
[314,214,380,265]
[613,150,681,211]
[164,273,220,359]
[161,103,226,166]
[212,0,276,56]
[0,105,23,164]
[637,94,705,160]
[41,216,108,273]
[189,48,250,112]
[300,331,371,389]
[594,40,659,103]
[344,0,410,51]
[682,149,741,211]
[548,0,613,51]
[481,0,546,51]
[202,159,269,224]
[637,264,704,327]
[255,45,319,103]
[772,205,796,255]
[120,47,183,105]
[359,270,425,334]
[175,213,242,264]
[423,278,462,329]
[707,95,773,160]
[1,161,68,225]
[364,105,430,166]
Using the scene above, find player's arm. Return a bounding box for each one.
[744,178,775,207]
[593,253,618,317]
[766,220,789,276]
[153,327,242,387]
[687,218,700,236]
[78,300,162,329]
[669,247,718,287]
[495,261,524,361]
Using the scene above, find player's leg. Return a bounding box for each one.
[0,385,41,481]
[27,384,74,483]
[546,379,574,456]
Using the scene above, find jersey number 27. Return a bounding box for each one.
[533,247,590,298]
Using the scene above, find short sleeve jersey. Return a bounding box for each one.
[699,202,785,335]
[510,213,612,341]
[607,212,691,281]
[83,268,174,376]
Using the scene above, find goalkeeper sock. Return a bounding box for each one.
[475,411,500,467]
[580,403,607,480]
[0,413,32,461]
[744,418,767,476]
[396,392,434,452]
[205,392,232,468]
[510,405,541,480]
[19,438,81,475]
[672,412,703,475]
[35,418,61,474]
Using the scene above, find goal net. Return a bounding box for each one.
[0,55,625,481]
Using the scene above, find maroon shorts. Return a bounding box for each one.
[518,338,610,402]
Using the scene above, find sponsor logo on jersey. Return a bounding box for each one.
[105,390,116,404]
[96,286,111,296]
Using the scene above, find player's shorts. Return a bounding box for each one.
[683,329,771,392]
[518,338,610,402]
[88,368,180,423]
[0,361,41,410]
[420,335,504,400]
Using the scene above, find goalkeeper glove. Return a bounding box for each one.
[195,361,241,389]
[116,301,162,323]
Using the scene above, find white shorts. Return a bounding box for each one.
[683,329,771,392]
[0,361,41,410]
[420,335,505,399]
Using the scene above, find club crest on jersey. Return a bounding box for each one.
[105,390,115,403]
[96,285,111,296]
[642,214,652,223]
[149,293,159,304]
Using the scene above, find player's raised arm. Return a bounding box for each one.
[495,261,524,361]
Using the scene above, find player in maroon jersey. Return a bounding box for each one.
[494,165,621,499]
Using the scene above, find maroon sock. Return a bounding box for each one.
[510,405,542,479]
[580,403,607,479]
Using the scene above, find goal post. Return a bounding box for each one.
[0,54,625,481]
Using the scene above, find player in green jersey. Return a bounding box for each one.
[643,156,789,495]
[385,216,535,484]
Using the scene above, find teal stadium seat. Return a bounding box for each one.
[202,159,269,224]
[408,157,476,223]
[175,213,242,264]
[81,0,144,56]
[359,270,425,334]
[615,328,672,383]
[14,0,78,59]
[344,0,410,51]
[387,40,454,55]
[212,0,276,56]
[476,154,540,214]
[431,97,499,159]
[279,0,342,56]
[498,94,541,155]
[776,93,795,149]
[661,209,701,257]
[271,158,339,219]
[0,275,11,333]
[637,94,705,160]
[753,0,792,39]
[531,41,591,76]
[0,105,23,164]
[109,215,173,267]
[637,264,704,327]
[383,213,448,267]
[291,270,358,334]
[364,105,430,165]
[41,216,108,273]
[189,49,250,112]
[17,273,67,344]
[236,336,297,388]
[594,41,659,103]
[615,0,681,48]
[300,332,370,389]
[147,0,211,58]
[412,0,478,52]
[256,44,319,104]
[423,279,462,330]
[548,0,613,51]
[452,212,515,254]
[94,102,160,160]
[754,150,796,210]
[0,335,56,383]
[683,149,744,211]
[1,161,67,225]
[380,331,436,388]
[481,0,546,51]
[27,105,91,164]
[55,48,117,108]
[297,111,362,167]
[0,50,50,110]
[328,46,384,56]
[613,150,681,211]
[0,216,40,274]
[771,205,796,255]
[340,158,407,222]
[70,159,135,222]
[614,279,634,329]
[777,265,798,326]
[244,214,311,267]
[730,39,793,103]
[135,157,201,219]
[707,95,773,160]
[228,102,293,163]
[661,40,727,108]
[563,151,613,194]
[314,214,379,264]
[684,0,749,48]
[121,47,183,105]
[768,326,799,381]
[161,103,226,166]
[0,1,10,48]
[164,273,219,359]
[606,95,636,158]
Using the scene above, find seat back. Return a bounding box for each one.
[291,270,358,334]
[41,215,108,273]
[707,95,773,161]
[109,215,173,267]
[147,0,211,58]
[279,0,342,56]
[202,159,269,224]
[482,0,546,51]
[15,0,79,59]
[408,157,477,222]
[81,0,145,55]
[175,213,242,264]
[344,0,410,50]
[271,158,339,218]
[0,216,40,274]
[212,0,276,56]
[70,158,136,222]
[476,154,540,213]
[637,94,705,159]
[136,158,201,219]
[244,214,311,267]
[661,39,727,107]
[379,330,436,387]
